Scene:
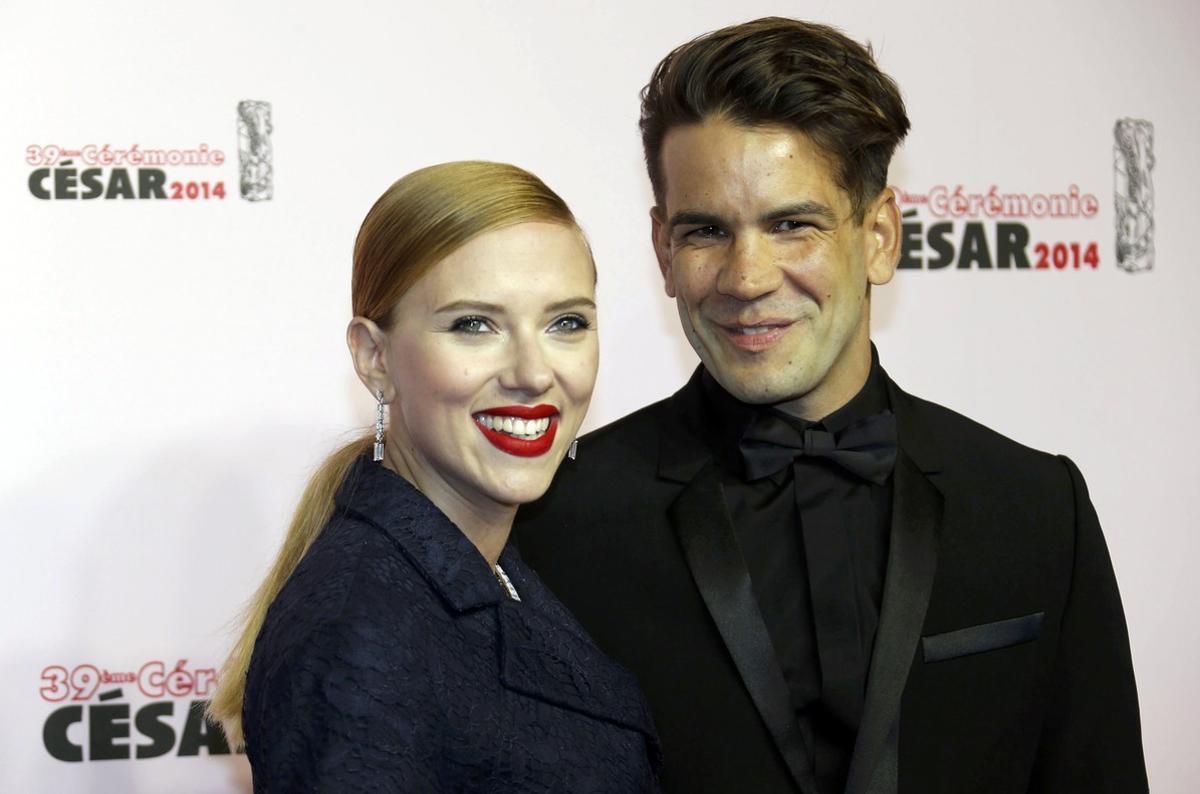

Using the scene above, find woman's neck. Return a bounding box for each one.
[383,445,515,567]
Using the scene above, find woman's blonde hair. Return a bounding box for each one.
[208,161,580,747]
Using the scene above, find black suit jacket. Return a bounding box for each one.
[515,366,1146,794]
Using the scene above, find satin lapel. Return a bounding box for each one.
[670,463,819,794]
[844,449,943,794]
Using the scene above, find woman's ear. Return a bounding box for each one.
[346,317,394,400]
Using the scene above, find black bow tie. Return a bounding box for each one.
[739,410,898,484]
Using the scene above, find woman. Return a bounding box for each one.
[209,161,660,792]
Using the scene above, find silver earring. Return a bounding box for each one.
[567,439,578,460]
[373,389,386,461]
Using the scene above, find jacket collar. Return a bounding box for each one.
[658,353,944,483]
[494,584,661,742]
[334,455,661,745]
[885,378,943,476]
[334,455,506,612]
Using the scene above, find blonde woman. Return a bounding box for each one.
[210,162,660,792]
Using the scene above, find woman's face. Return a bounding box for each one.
[383,221,598,512]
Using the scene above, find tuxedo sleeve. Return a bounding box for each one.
[1027,456,1147,793]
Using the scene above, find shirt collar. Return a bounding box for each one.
[700,343,892,474]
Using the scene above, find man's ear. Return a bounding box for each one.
[346,317,394,400]
[649,206,676,298]
[865,187,902,287]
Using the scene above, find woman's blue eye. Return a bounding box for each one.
[451,316,490,334]
[551,314,590,333]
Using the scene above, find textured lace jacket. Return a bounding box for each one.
[243,456,661,792]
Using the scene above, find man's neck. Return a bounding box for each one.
[775,337,874,422]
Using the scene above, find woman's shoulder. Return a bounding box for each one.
[251,513,437,678]
[241,512,451,789]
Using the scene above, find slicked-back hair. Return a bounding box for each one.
[640,17,910,222]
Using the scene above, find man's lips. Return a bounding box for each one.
[715,320,795,351]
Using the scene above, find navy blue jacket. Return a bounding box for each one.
[243,455,660,792]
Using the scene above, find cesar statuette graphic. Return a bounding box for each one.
[237,100,274,202]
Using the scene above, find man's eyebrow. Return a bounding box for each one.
[760,201,838,225]
[668,201,839,231]
[667,210,726,230]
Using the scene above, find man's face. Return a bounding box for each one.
[651,117,899,418]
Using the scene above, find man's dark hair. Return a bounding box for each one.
[640,17,910,221]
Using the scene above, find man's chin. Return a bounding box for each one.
[704,360,816,406]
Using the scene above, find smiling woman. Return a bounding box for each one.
[349,219,600,551]
[207,162,660,792]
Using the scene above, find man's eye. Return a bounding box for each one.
[550,314,591,333]
[451,316,491,334]
[774,219,812,232]
[685,225,725,240]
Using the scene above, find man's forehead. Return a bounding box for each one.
[657,118,850,215]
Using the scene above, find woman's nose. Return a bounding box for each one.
[499,335,554,396]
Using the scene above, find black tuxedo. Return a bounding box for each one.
[515,365,1146,793]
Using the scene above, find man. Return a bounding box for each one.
[516,17,1146,794]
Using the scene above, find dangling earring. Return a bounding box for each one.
[373,389,386,462]
[567,439,579,460]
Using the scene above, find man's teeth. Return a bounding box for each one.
[738,326,774,335]
[476,414,553,439]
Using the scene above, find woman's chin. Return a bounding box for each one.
[485,470,559,508]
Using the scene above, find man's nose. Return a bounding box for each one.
[499,333,554,396]
[714,234,783,301]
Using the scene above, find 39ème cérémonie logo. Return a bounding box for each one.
[40,659,238,762]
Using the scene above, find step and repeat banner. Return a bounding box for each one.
[2,0,1196,791]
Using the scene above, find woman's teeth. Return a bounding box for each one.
[476,414,552,439]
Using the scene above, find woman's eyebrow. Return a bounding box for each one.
[545,297,596,313]
[434,298,597,314]
[434,300,504,314]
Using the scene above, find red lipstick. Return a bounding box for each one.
[480,404,558,419]
[474,404,559,457]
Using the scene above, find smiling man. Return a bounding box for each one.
[516,17,1146,794]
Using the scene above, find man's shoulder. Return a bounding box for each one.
[518,394,682,530]
[575,393,677,462]
[894,384,1070,487]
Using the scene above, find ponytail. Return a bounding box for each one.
[207,435,373,747]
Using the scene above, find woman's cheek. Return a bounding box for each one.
[562,347,599,400]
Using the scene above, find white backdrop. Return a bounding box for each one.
[2,0,1196,791]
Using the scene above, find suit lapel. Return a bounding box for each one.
[670,465,819,794]
[661,372,818,794]
[844,379,945,794]
[660,367,944,794]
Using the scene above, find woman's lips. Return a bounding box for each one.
[473,405,559,457]
[479,404,558,419]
